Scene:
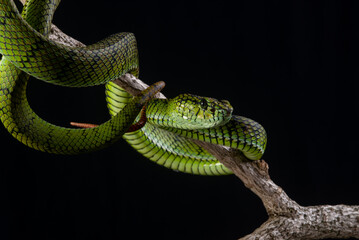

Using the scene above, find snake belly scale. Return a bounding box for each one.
[0,0,267,175]
[105,82,267,176]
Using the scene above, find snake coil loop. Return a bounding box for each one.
[0,0,267,175]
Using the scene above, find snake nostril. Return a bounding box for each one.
[221,100,230,106]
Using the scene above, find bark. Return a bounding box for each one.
[193,141,359,240]
[110,76,359,239]
[17,1,359,238]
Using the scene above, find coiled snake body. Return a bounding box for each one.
[106,83,267,175]
[0,0,267,175]
[0,0,163,154]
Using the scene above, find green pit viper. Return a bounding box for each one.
[0,0,267,175]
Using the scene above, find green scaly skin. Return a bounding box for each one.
[106,83,267,176]
[0,0,267,174]
[146,94,233,129]
[0,0,164,154]
[145,94,266,161]
[0,0,139,87]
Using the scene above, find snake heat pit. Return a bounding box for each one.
[0,0,267,175]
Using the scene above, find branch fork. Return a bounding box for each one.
[105,74,359,240]
[16,1,359,238]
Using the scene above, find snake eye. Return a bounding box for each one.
[199,99,208,109]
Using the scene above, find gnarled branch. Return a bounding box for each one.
[18,0,359,238]
[116,74,359,240]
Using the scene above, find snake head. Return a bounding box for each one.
[168,94,233,129]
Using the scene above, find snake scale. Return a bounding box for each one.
[0,0,164,154]
[0,0,267,175]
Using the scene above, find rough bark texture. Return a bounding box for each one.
[49,25,85,48]
[192,141,359,240]
[109,75,359,240]
[17,1,359,238]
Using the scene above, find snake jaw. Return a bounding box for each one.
[163,94,234,129]
[220,99,233,114]
[0,0,266,173]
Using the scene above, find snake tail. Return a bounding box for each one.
[0,0,267,176]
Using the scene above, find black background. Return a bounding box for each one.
[1,0,359,239]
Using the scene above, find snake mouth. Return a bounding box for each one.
[226,109,232,117]
[220,100,233,117]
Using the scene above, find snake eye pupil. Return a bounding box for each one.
[200,99,208,109]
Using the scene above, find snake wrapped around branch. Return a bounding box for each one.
[0,0,267,175]
[0,0,164,154]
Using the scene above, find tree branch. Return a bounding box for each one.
[18,0,359,237]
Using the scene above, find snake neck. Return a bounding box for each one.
[145,99,173,127]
